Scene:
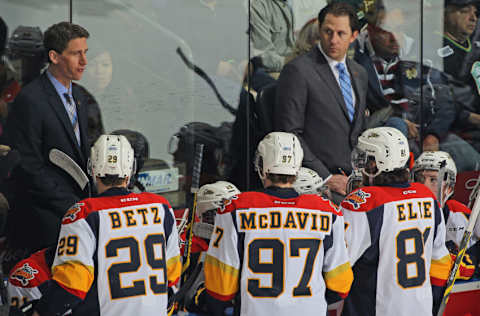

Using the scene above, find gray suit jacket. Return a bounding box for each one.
[275,46,368,178]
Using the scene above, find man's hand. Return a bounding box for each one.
[32,312,41,316]
[326,174,348,196]
[404,119,419,140]
[468,112,480,127]
[423,134,439,151]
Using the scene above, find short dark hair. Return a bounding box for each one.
[266,173,297,185]
[44,22,89,63]
[365,168,410,186]
[98,174,126,186]
[318,2,360,32]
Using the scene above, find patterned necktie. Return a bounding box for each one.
[335,63,355,122]
[63,93,81,146]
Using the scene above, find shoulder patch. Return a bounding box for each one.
[437,45,454,58]
[10,263,39,287]
[62,202,85,224]
[219,195,239,213]
[446,199,471,215]
[342,189,371,210]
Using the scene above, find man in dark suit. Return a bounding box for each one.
[5,22,91,257]
[275,2,367,203]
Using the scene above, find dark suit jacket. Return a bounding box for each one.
[6,72,90,250]
[275,47,368,178]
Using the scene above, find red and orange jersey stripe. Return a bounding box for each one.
[430,254,452,286]
[323,262,353,298]
[204,254,239,301]
[52,261,94,299]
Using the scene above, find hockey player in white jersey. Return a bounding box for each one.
[293,167,331,199]
[340,127,452,316]
[412,151,478,278]
[204,132,353,316]
[32,135,181,316]
[175,181,241,314]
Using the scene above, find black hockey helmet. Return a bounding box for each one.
[111,129,150,173]
[445,0,480,8]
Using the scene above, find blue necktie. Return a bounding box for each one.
[335,63,355,122]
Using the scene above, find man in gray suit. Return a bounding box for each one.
[275,2,367,202]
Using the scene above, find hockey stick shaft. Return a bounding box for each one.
[49,149,90,196]
[468,172,480,209]
[436,190,480,316]
[181,143,204,276]
[176,47,237,116]
[437,161,447,209]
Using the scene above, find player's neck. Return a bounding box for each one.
[270,183,292,188]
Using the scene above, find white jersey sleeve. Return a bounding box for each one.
[204,211,240,301]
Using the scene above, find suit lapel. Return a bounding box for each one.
[347,59,365,123]
[73,84,89,161]
[41,73,86,163]
[312,48,351,121]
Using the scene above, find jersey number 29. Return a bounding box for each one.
[106,234,167,299]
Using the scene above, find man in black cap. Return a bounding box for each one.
[422,0,480,158]
[442,0,480,82]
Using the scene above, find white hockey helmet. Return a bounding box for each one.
[412,151,457,185]
[254,132,303,181]
[194,181,240,239]
[293,167,326,194]
[89,134,135,179]
[352,127,409,177]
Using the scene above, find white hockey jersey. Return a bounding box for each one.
[340,182,452,316]
[444,199,479,250]
[204,187,353,316]
[34,188,181,316]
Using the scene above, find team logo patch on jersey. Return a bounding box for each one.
[437,45,454,58]
[405,67,418,80]
[11,263,39,286]
[62,202,84,224]
[219,195,238,212]
[471,61,480,96]
[344,190,371,209]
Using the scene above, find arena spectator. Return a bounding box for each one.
[285,18,321,64]
[250,0,295,75]
[422,0,480,161]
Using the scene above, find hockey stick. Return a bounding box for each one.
[436,189,480,316]
[467,172,480,209]
[176,47,237,116]
[49,149,91,196]
[167,144,203,313]
[437,160,447,209]
[181,143,204,277]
